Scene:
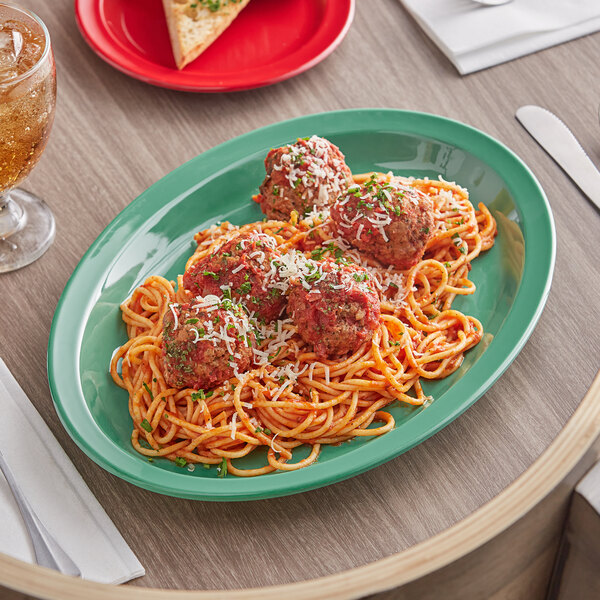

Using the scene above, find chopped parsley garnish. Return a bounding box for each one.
[202,270,220,280]
[254,427,263,433]
[237,281,252,295]
[267,348,282,362]
[305,268,321,282]
[221,288,232,300]
[389,282,399,289]
[263,428,272,435]
[332,246,344,260]
[311,247,326,260]
[357,200,374,210]
[174,457,187,468]
[140,418,152,432]
[218,457,228,478]
[220,299,234,311]
[185,318,199,324]
[203,463,211,469]
[143,382,154,400]
[191,390,213,401]
[353,272,368,282]
[421,227,430,234]
[200,0,226,12]
[365,173,378,188]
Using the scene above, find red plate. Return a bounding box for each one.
[74,0,355,92]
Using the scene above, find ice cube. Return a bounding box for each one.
[0,28,21,78]
[12,30,22,58]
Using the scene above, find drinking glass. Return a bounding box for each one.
[0,2,56,273]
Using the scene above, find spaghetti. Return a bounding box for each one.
[110,172,497,477]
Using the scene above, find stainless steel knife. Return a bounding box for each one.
[515,105,600,211]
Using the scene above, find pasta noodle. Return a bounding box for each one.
[110,173,497,477]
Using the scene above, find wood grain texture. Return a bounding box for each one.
[0,0,599,597]
[1,373,599,600]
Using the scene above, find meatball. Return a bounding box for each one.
[183,232,286,322]
[162,299,253,390]
[255,135,352,221]
[330,175,435,270]
[288,260,381,360]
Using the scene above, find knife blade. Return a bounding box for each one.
[515,105,600,211]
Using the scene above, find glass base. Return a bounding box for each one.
[0,188,55,273]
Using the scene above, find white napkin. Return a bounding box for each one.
[399,0,600,75]
[0,357,144,584]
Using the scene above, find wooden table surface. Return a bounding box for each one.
[2,0,600,596]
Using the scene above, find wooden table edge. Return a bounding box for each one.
[2,369,599,600]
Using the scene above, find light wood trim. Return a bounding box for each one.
[1,370,599,600]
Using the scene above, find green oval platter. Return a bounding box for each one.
[47,109,555,501]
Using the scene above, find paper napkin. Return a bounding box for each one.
[398,0,600,75]
[0,357,144,584]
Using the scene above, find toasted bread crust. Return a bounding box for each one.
[162,0,251,70]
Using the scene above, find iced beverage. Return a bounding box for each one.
[0,4,55,194]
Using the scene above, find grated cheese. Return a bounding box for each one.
[169,303,180,331]
[270,432,280,454]
[271,380,291,402]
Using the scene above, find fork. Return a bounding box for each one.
[0,449,81,576]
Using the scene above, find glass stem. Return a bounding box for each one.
[0,191,27,239]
